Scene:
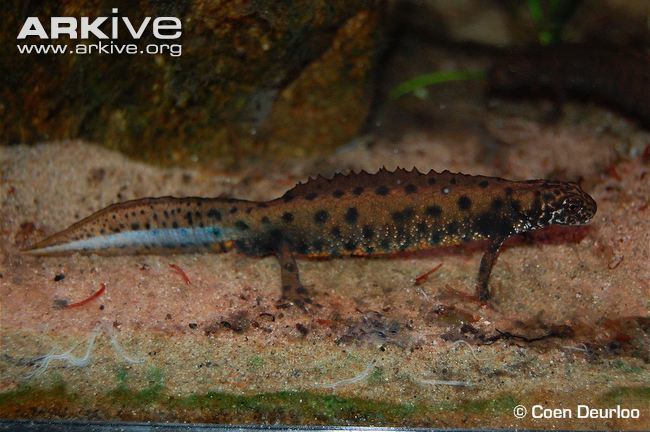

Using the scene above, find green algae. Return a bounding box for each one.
[602,386,650,405]
[367,366,384,385]
[460,394,518,414]
[0,380,70,407]
[610,359,643,374]
[107,366,165,406]
[0,376,523,425]
[0,378,78,418]
[247,355,265,370]
[172,391,418,424]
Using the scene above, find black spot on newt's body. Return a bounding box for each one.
[282,212,294,223]
[430,231,442,244]
[530,196,543,219]
[380,238,391,250]
[172,221,179,228]
[331,226,342,237]
[283,194,294,203]
[295,241,309,255]
[229,207,238,214]
[511,200,522,212]
[479,180,489,188]
[362,225,374,239]
[426,205,442,217]
[476,212,513,238]
[314,210,329,224]
[353,186,364,195]
[417,222,428,234]
[269,229,283,244]
[312,239,324,252]
[345,207,359,224]
[305,192,318,201]
[458,195,472,211]
[261,216,270,224]
[392,207,415,224]
[333,190,344,198]
[375,185,389,196]
[405,184,417,194]
[344,240,357,251]
[398,238,411,251]
[491,198,504,211]
[185,212,193,225]
[235,220,250,230]
[447,222,458,235]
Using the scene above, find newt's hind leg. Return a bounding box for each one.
[476,237,504,302]
[275,242,311,308]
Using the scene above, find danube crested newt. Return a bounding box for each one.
[488,44,650,126]
[24,168,597,305]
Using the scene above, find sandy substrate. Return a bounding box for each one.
[0,112,649,428]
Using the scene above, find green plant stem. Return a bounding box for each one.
[389,70,486,100]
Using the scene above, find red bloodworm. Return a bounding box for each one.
[414,263,443,286]
[66,282,106,309]
[169,263,192,285]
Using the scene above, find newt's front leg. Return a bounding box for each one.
[275,242,311,308]
[476,237,505,301]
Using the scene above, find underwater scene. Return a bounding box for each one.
[1,1,648,430]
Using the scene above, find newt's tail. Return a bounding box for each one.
[23,196,255,256]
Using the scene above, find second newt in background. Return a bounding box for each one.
[488,43,650,127]
[25,168,597,306]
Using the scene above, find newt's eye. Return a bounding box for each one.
[564,197,580,213]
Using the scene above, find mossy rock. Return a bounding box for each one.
[1,0,380,166]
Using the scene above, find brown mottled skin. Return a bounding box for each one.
[488,44,650,126]
[25,168,597,305]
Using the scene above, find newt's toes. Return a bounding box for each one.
[276,290,318,313]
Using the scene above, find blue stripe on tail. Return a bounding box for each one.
[30,226,236,254]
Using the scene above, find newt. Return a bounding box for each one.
[24,168,597,304]
[488,44,650,126]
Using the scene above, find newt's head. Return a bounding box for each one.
[538,182,597,226]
